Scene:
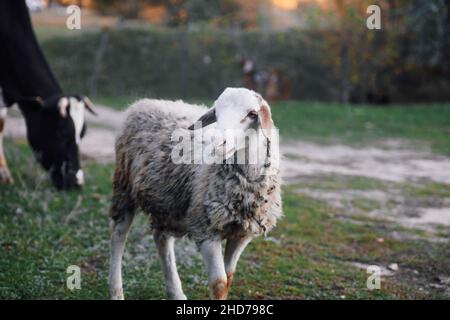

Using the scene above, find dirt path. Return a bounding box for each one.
[282,141,450,185]
[5,105,450,232]
[282,141,450,231]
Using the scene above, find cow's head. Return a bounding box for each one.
[18,94,96,190]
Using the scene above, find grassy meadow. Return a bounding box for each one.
[0,101,449,299]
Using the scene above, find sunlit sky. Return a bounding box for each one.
[272,0,299,10]
[272,0,329,10]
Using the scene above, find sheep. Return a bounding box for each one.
[109,87,282,300]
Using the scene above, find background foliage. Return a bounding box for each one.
[41,24,450,102]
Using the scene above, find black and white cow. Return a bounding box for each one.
[0,0,96,189]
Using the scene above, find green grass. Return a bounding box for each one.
[93,96,140,110]
[34,26,82,41]
[92,97,450,155]
[1,139,449,299]
[270,102,450,155]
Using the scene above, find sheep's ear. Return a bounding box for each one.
[188,108,216,130]
[82,96,98,116]
[259,103,274,139]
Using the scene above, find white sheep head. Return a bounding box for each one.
[189,87,275,163]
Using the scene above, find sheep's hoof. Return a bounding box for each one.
[110,288,124,300]
[0,166,13,185]
[170,292,188,300]
[211,278,228,300]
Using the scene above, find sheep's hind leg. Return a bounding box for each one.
[0,107,13,184]
[224,236,253,292]
[154,230,187,300]
[109,212,135,300]
[200,239,228,300]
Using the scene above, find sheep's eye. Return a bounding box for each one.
[247,111,258,120]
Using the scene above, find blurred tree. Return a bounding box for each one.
[92,0,144,19]
[386,0,450,101]
[161,0,242,27]
[318,0,449,103]
[402,0,449,67]
[62,0,449,102]
[92,0,241,27]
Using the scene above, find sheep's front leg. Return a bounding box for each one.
[154,230,187,300]
[200,239,228,300]
[0,107,13,184]
[224,236,252,291]
[109,213,135,300]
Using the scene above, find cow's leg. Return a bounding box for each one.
[200,239,228,300]
[109,211,135,300]
[224,236,252,292]
[0,106,13,184]
[153,230,187,300]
